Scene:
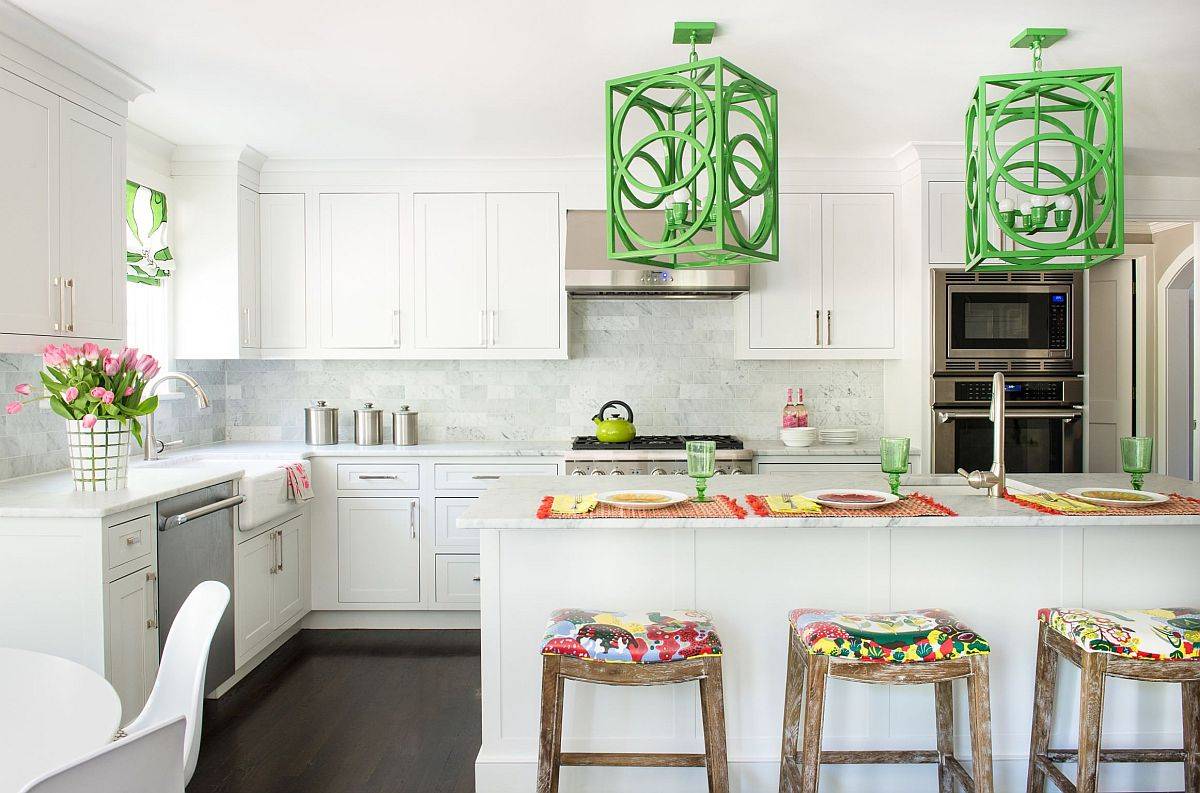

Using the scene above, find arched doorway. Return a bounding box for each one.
[1156,246,1196,479]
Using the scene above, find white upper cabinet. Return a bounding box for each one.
[319,193,401,349]
[486,193,561,350]
[258,194,307,349]
[0,69,125,349]
[237,186,260,349]
[821,193,894,350]
[414,193,487,349]
[747,194,822,349]
[738,192,897,358]
[928,181,966,264]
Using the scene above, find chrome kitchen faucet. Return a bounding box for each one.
[143,372,211,461]
[958,371,1008,498]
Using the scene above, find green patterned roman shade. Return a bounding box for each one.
[125,180,174,285]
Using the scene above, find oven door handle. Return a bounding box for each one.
[937,409,1083,423]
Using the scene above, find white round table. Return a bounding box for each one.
[0,648,122,793]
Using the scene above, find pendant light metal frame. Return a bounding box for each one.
[965,28,1124,271]
[605,22,779,269]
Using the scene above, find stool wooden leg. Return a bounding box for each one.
[935,679,956,793]
[798,654,829,793]
[779,628,807,793]
[1184,680,1199,793]
[1026,623,1060,793]
[536,655,565,793]
[699,657,730,793]
[1075,651,1108,793]
[965,655,994,793]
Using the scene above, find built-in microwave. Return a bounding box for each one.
[933,270,1084,373]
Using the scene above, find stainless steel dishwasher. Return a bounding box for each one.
[156,481,242,695]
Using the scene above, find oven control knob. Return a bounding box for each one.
[590,470,605,476]
[715,468,729,476]
[729,468,744,475]
[570,469,586,476]
[609,469,624,475]
[650,468,667,476]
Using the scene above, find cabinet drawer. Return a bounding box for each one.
[106,514,153,569]
[336,463,420,490]
[434,462,558,490]
[435,554,480,605]
[757,461,892,473]
[435,497,478,549]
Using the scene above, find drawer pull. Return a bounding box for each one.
[358,474,399,480]
[125,535,140,545]
[472,576,481,582]
[471,475,502,480]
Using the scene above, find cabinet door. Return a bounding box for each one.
[821,194,895,350]
[928,181,966,264]
[413,193,487,349]
[747,194,822,348]
[60,101,124,340]
[486,193,560,349]
[258,193,307,349]
[106,564,159,726]
[237,186,260,348]
[235,529,275,659]
[0,70,59,337]
[272,516,305,627]
[337,497,420,604]
[319,193,400,349]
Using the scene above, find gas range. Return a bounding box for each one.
[565,435,753,477]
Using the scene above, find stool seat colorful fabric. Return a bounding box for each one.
[540,607,723,664]
[1038,607,1200,660]
[789,608,990,663]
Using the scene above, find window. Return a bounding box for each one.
[125,180,173,370]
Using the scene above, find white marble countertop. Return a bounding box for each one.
[458,472,1200,529]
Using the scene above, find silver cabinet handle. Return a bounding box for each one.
[409,500,417,540]
[490,309,498,346]
[472,475,501,480]
[145,570,158,629]
[826,309,831,346]
[125,533,139,546]
[472,576,481,582]
[52,276,62,332]
[815,309,821,346]
[276,529,284,572]
[269,529,277,574]
[159,495,244,531]
[479,310,486,346]
[358,474,398,480]
[392,309,400,346]
[65,278,75,332]
[242,307,249,345]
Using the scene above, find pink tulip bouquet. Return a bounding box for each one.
[7,342,161,446]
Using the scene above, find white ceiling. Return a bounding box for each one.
[14,0,1200,174]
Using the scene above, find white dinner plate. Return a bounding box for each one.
[597,489,690,510]
[1065,487,1169,508]
[802,488,899,510]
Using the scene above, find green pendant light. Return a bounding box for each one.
[965,28,1123,271]
[605,21,779,269]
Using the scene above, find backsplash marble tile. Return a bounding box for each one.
[0,355,225,480]
[0,301,884,479]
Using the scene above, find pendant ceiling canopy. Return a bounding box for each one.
[965,28,1124,271]
[605,21,779,269]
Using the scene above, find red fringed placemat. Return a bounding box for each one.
[745,493,958,518]
[537,495,746,519]
[1003,492,1200,516]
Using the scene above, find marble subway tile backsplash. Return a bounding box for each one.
[0,301,883,479]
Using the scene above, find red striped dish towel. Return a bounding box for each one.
[283,463,314,502]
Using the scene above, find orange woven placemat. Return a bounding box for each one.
[1004,492,1200,517]
[745,493,958,518]
[537,495,746,519]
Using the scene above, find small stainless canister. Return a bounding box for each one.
[392,405,418,446]
[304,401,339,445]
[353,402,384,446]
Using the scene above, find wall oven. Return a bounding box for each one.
[933,270,1084,373]
[931,376,1084,474]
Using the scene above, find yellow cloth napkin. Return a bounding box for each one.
[1012,492,1105,512]
[550,494,598,514]
[765,494,822,514]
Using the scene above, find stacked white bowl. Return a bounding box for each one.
[779,427,820,447]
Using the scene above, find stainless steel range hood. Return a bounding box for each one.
[564,209,749,299]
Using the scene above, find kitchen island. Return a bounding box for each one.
[462,472,1200,793]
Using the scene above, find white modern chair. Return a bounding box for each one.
[19,716,186,793]
[125,580,230,785]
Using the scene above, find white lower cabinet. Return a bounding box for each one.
[434,497,478,548]
[234,511,309,667]
[434,554,481,605]
[337,497,421,604]
[105,562,159,727]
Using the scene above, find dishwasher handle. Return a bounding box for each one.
[159,495,244,531]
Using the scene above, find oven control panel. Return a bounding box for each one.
[1049,293,1069,349]
[954,380,1064,402]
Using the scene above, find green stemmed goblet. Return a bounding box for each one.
[1120,436,1153,491]
[880,436,910,497]
[686,440,716,503]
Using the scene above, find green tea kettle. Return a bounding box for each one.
[592,400,636,443]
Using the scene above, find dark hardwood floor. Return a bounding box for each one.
[188,630,481,793]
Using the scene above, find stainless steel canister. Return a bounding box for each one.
[353,402,384,446]
[392,405,418,446]
[304,401,339,445]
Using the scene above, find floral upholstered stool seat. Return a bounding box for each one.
[779,608,994,793]
[535,607,728,793]
[1028,607,1200,793]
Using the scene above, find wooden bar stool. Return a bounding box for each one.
[535,607,728,793]
[779,608,994,793]
[1027,607,1200,793]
